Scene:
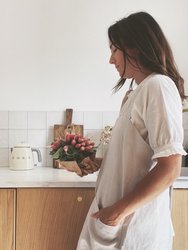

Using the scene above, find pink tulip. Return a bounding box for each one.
[51,139,61,150]
[71,139,76,145]
[63,145,69,152]
[75,143,81,148]
[80,146,85,151]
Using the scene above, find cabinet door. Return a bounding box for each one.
[172,189,188,250]
[16,188,95,250]
[0,189,15,250]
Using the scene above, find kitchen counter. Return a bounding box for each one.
[0,166,98,188]
[0,166,187,188]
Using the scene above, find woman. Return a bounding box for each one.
[77,12,187,250]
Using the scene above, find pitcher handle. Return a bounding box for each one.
[31,148,42,163]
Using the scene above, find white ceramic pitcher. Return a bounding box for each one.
[10,142,42,170]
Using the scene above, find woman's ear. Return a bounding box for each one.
[126,48,139,59]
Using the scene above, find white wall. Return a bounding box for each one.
[0,0,187,111]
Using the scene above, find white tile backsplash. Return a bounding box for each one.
[28,130,47,147]
[0,111,9,129]
[102,111,118,127]
[47,111,64,129]
[28,111,47,129]
[84,111,103,129]
[0,148,9,166]
[9,111,28,129]
[72,111,84,125]
[0,110,118,166]
[0,130,9,147]
[9,130,28,147]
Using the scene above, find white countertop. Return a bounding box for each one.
[0,166,187,189]
[0,166,98,188]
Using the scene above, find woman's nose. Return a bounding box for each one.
[109,55,114,64]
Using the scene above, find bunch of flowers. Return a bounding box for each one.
[50,133,97,163]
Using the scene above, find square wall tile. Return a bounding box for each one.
[84,111,103,129]
[28,130,47,147]
[28,111,47,129]
[0,148,9,166]
[72,111,84,125]
[9,111,27,129]
[47,111,65,129]
[102,111,118,127]
[9,130,28,147]
[0,130,9,147]
[0,111,9,129]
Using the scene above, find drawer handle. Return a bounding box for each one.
[77,196,83,202]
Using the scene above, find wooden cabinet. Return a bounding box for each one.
[0,187,187,250]
[16,188,95,250]
[172,189,188,250]
[0,189,15,250]
[15,188,186,250]
[0,188,94,250]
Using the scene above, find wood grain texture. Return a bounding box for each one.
[172,189,188,250]
[54,109,83,140]
[65,109,73,125]
[54,124,83,140]
[16,188,94,250]
[0,189,15,250]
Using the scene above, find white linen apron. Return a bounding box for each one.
[77,74,185,250]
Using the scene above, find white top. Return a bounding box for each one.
[96,74,186,208]
[131,74,185,160]
[77,74,186,250]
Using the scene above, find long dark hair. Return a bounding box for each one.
[108,12,187,100]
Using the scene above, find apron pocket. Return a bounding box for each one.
[91,218,123,249]
[96,218,122,236]
[88,197,123,249]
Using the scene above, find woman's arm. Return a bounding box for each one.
[91,154,182,226]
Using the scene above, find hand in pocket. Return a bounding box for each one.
[91,204,122,227]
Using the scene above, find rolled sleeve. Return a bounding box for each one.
[132,75,186,160]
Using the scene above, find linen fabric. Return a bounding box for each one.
[77,74,186,250]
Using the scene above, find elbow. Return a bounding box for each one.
[168,155,182,184]
[156,154,182,185]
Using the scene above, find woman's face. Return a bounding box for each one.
[109,43,135,79]
[109,42,152,84]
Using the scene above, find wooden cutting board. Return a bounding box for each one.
[54,109,84,140]
[53,109,84,168]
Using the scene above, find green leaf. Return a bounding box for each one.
[51,147,62,159]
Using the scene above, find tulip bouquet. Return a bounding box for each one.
[50,133,99,176]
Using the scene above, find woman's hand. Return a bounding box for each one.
[91,155,181,228]
[91,204,123,226]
